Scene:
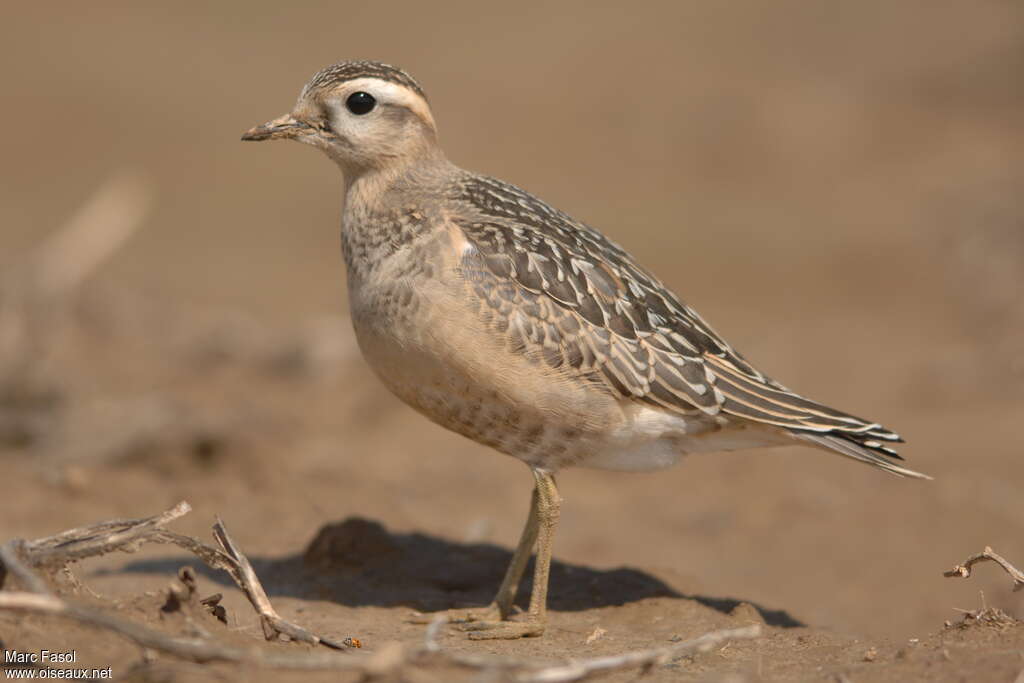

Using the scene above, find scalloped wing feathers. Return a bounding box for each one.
[450,175,927,478]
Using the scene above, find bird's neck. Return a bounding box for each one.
[339,156,456,280]
[342,155,453,218]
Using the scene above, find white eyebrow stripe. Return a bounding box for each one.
[332,77,436,131]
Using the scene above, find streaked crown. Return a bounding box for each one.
[301,60,426,100]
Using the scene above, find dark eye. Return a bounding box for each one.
[346,91,376,115]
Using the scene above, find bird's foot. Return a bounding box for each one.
[460,616,545,640]
[408,603,507,626]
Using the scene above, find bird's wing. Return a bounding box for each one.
[450,175,922,476]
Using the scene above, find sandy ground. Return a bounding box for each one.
[1,1,1023,681]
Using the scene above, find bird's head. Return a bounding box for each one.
[242,61,440,175]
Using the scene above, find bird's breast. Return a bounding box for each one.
[341,230,633,470]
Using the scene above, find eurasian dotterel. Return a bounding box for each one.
[242,60,929,640]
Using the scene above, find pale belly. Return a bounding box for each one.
[348,280,618,470]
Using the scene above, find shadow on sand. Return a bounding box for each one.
[115,516,802,628]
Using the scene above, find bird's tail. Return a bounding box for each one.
[791,430,931,480]
[702,355,931,479]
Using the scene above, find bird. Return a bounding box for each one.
[242,60,929,640]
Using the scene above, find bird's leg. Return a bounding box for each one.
[489,485,541,617]
[464,468,561,639]
[410,483,539,625]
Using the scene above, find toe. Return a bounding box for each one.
[408,605,502,625]
[465,620,544,640]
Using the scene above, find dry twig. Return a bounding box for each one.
[0,540,50,594]
[944,546,1024,592]
[210,517,352,650]
[516,626,760,682]
[435,624,762,683]
[1,501,357,651]
[0,592,362,670]
[22,500,194,568]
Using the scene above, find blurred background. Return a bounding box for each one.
[1,0,1021,644]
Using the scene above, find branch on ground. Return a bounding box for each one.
[0,501,358,650]
[210,517,353,649]
[0,592,364,670]
[426,620,762,683]
[944,546,1024,592]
